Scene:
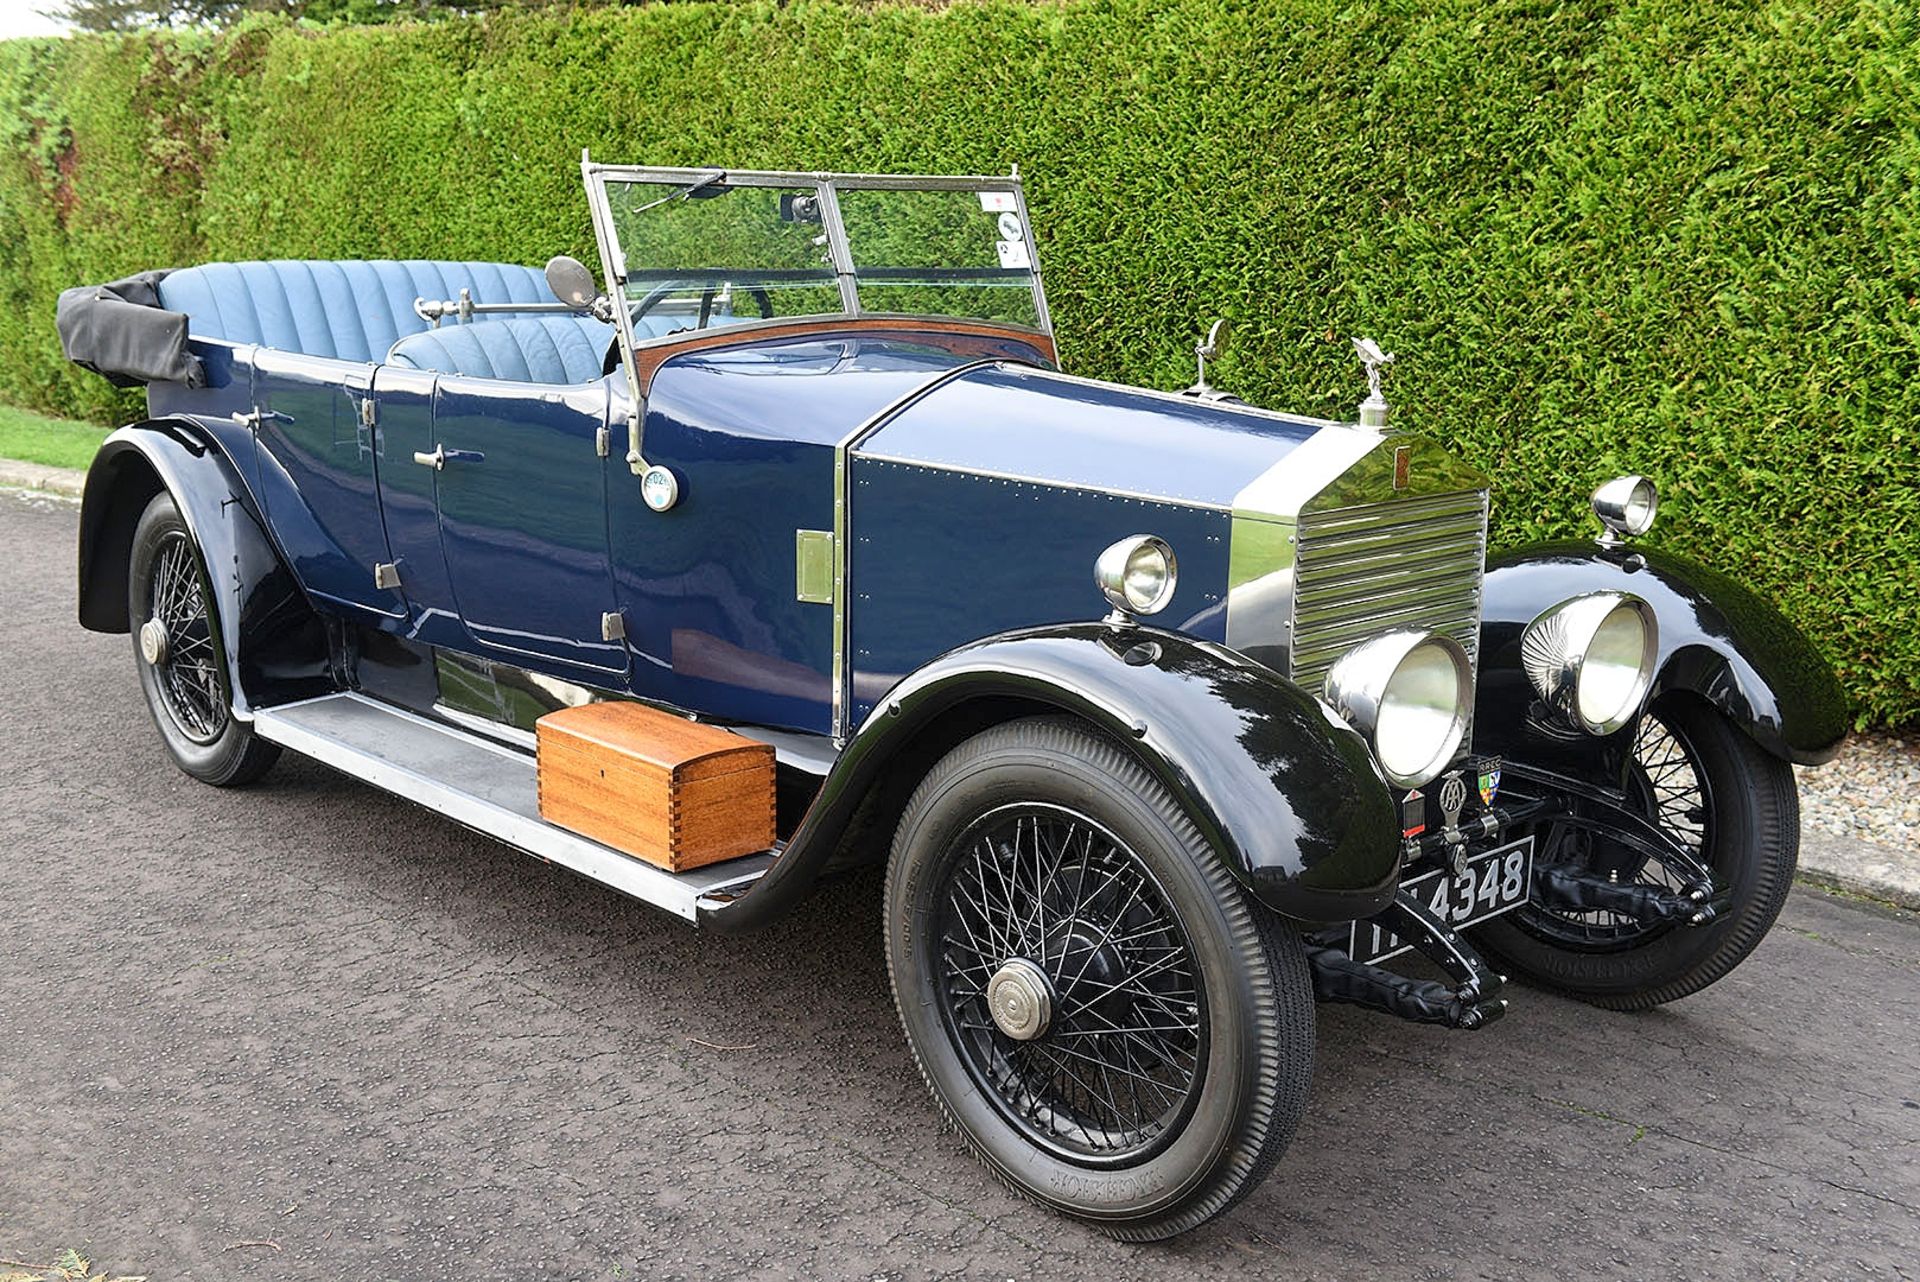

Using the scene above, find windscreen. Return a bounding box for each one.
[603,179,843,329]
[597,174,1044,333]
[836,187,1042,328]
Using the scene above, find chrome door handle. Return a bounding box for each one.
[412,445,484,470]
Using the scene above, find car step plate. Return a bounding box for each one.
[1349,836,1535,965]
[250,692,774,922]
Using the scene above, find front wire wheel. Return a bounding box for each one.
[1474,696,1799,1009]
[937,803,1207,1166]
[885,717,1314,1240]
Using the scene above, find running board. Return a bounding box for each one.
[251,693,775,922]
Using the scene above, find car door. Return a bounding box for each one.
[366,362,465,651]
[428,375,628,675]
[248,347,405,623]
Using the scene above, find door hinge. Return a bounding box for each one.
[595,425,611,458]
[373,561,402,590]
[358,396,377,429]
[600,611,627,642]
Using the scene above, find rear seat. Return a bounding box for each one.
[154,259,557,365]
[152,258,750,387]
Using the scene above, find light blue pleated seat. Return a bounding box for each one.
[386,315,616,385]
[151,258,749,386]
[155,260,556,365]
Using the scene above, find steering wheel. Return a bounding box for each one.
[632,280,779,326]
[605,280,782,375]
[630,279,696,323]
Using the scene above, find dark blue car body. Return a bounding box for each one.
[65,173,1844,938]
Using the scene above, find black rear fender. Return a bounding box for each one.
[78,419,332,714]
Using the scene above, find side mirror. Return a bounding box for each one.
[778,193,822,225]
[545,255,599,310]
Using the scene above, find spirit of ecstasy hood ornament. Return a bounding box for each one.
[1352,336,1395,429]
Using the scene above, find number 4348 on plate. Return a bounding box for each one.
[1350,837,1535,965]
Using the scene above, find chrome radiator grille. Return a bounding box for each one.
[1288,490,1490,697]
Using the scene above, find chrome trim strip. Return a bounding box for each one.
[252,692,775,923]
[580,163,1021,192]
[1224,426,1384,670]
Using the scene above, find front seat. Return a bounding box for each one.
[386,314,615,385]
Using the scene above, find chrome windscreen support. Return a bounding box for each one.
[1183,319,1239,402]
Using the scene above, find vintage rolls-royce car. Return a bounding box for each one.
[57,159,1846,1239]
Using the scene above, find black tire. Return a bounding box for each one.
[883,716,1314,1240]
[128,490,280,787]
[1474,696,1798,1010]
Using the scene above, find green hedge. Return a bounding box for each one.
[0,0,1913,725]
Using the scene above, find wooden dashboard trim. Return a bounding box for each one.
[629,315,1057,394]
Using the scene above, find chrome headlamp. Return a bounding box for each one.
[1324,631,1472,788]
[1521,592,1658,734]
[1095,535,1178,617]
[1592,475,1657,542]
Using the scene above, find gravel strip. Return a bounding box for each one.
[1798,731,1919,853]
[0,458,85,497]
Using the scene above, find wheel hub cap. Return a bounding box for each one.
[986,957,1054,1041]
[139,617,169,666]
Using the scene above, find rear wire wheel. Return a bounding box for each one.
[1475,696,1798,1009]
[884,716,1314,1239]
[128,491,280,787]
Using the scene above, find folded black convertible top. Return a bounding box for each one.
[55,270,205,389]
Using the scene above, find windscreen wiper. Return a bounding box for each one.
[628,172,729,215]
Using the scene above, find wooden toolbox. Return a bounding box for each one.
[534,701,776,872]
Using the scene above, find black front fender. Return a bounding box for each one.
[78,419,331,714]
[702,623,1401,931]
[1477,541,1848,767]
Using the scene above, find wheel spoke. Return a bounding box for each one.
[934,802,1204,1162]
[145,533,228,744]
[1525,708,1713,945]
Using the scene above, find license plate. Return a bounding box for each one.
[1348,836,1535,965]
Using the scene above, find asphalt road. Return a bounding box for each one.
[2,486,1916,1281]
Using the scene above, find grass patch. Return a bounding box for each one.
[0,402,109,472]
